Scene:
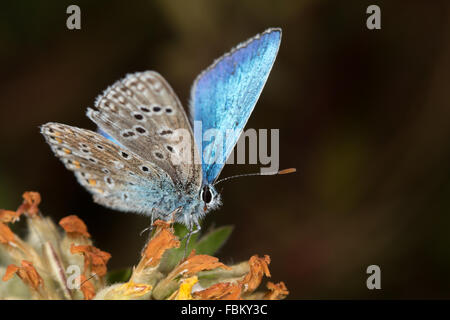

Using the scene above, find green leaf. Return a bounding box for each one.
[173,223,189,238]
[194,225,234,256]
[106,268,132,284]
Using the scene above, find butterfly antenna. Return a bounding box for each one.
[214,168,296,186]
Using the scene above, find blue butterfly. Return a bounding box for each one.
[41,28,282,236]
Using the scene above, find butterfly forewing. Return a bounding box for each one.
[87,71,202,191]
[191,28,281,184]
[41,122,175,215]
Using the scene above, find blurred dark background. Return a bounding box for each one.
[1,0,450,299]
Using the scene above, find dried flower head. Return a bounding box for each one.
[0,191,288,300]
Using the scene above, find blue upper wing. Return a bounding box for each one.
[190,28,282,184]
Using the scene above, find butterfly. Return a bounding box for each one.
[41,28,283,237]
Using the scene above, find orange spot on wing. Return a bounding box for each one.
[63,148,71,154]
[88,179,96,186]
[73,160,81,168]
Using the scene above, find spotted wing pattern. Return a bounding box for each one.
[41,122,177,215]
[87,71,202,192]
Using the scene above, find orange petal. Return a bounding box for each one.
[142,220,180,268]
[59,215,91,238]
[2,260,44,292]
[0,222,16,244]
[16,192,41,218]
[2,264,20,282]
[172,251,231,278]
[240,255,271,293]
[0,210,21,223]
[79,275,96,300]
[194,282,242,300]
[70,244,111,277]
[264,281,289,300]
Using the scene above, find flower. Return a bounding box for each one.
[16,192,41,218]
[59,215,91,238]
[78,275,96,300]
[193,282,242,300]
[169,276,198,300]
[240,255,271,293]
[0,223,16,245]
[264,281,289,300]
[141,220,180,268]
[70,244,111,278]
[169,250,231,278]
[0,210,21,223]
[2,260,47,299]
[0,191,289,300]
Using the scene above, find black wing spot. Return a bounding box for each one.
[135,127,146,134]
[122,131,135,138]
[159,130,173,136]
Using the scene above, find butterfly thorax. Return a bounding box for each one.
[161,183,221,227]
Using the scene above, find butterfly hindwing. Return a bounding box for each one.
[190,28,281,184]
[87,71,202,191]
[41,122,176,215]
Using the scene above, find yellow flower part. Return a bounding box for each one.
[112,281,152,299]
[175,276,198,300]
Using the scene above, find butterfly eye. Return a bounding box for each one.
[201,186,213,204]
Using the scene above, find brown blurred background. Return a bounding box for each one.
[1,0,450,299]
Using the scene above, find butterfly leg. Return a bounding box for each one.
[139,210,158,256]
[183,216,201,258]
[139,209,156,237]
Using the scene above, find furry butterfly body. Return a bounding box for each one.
[41,28,282,230]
